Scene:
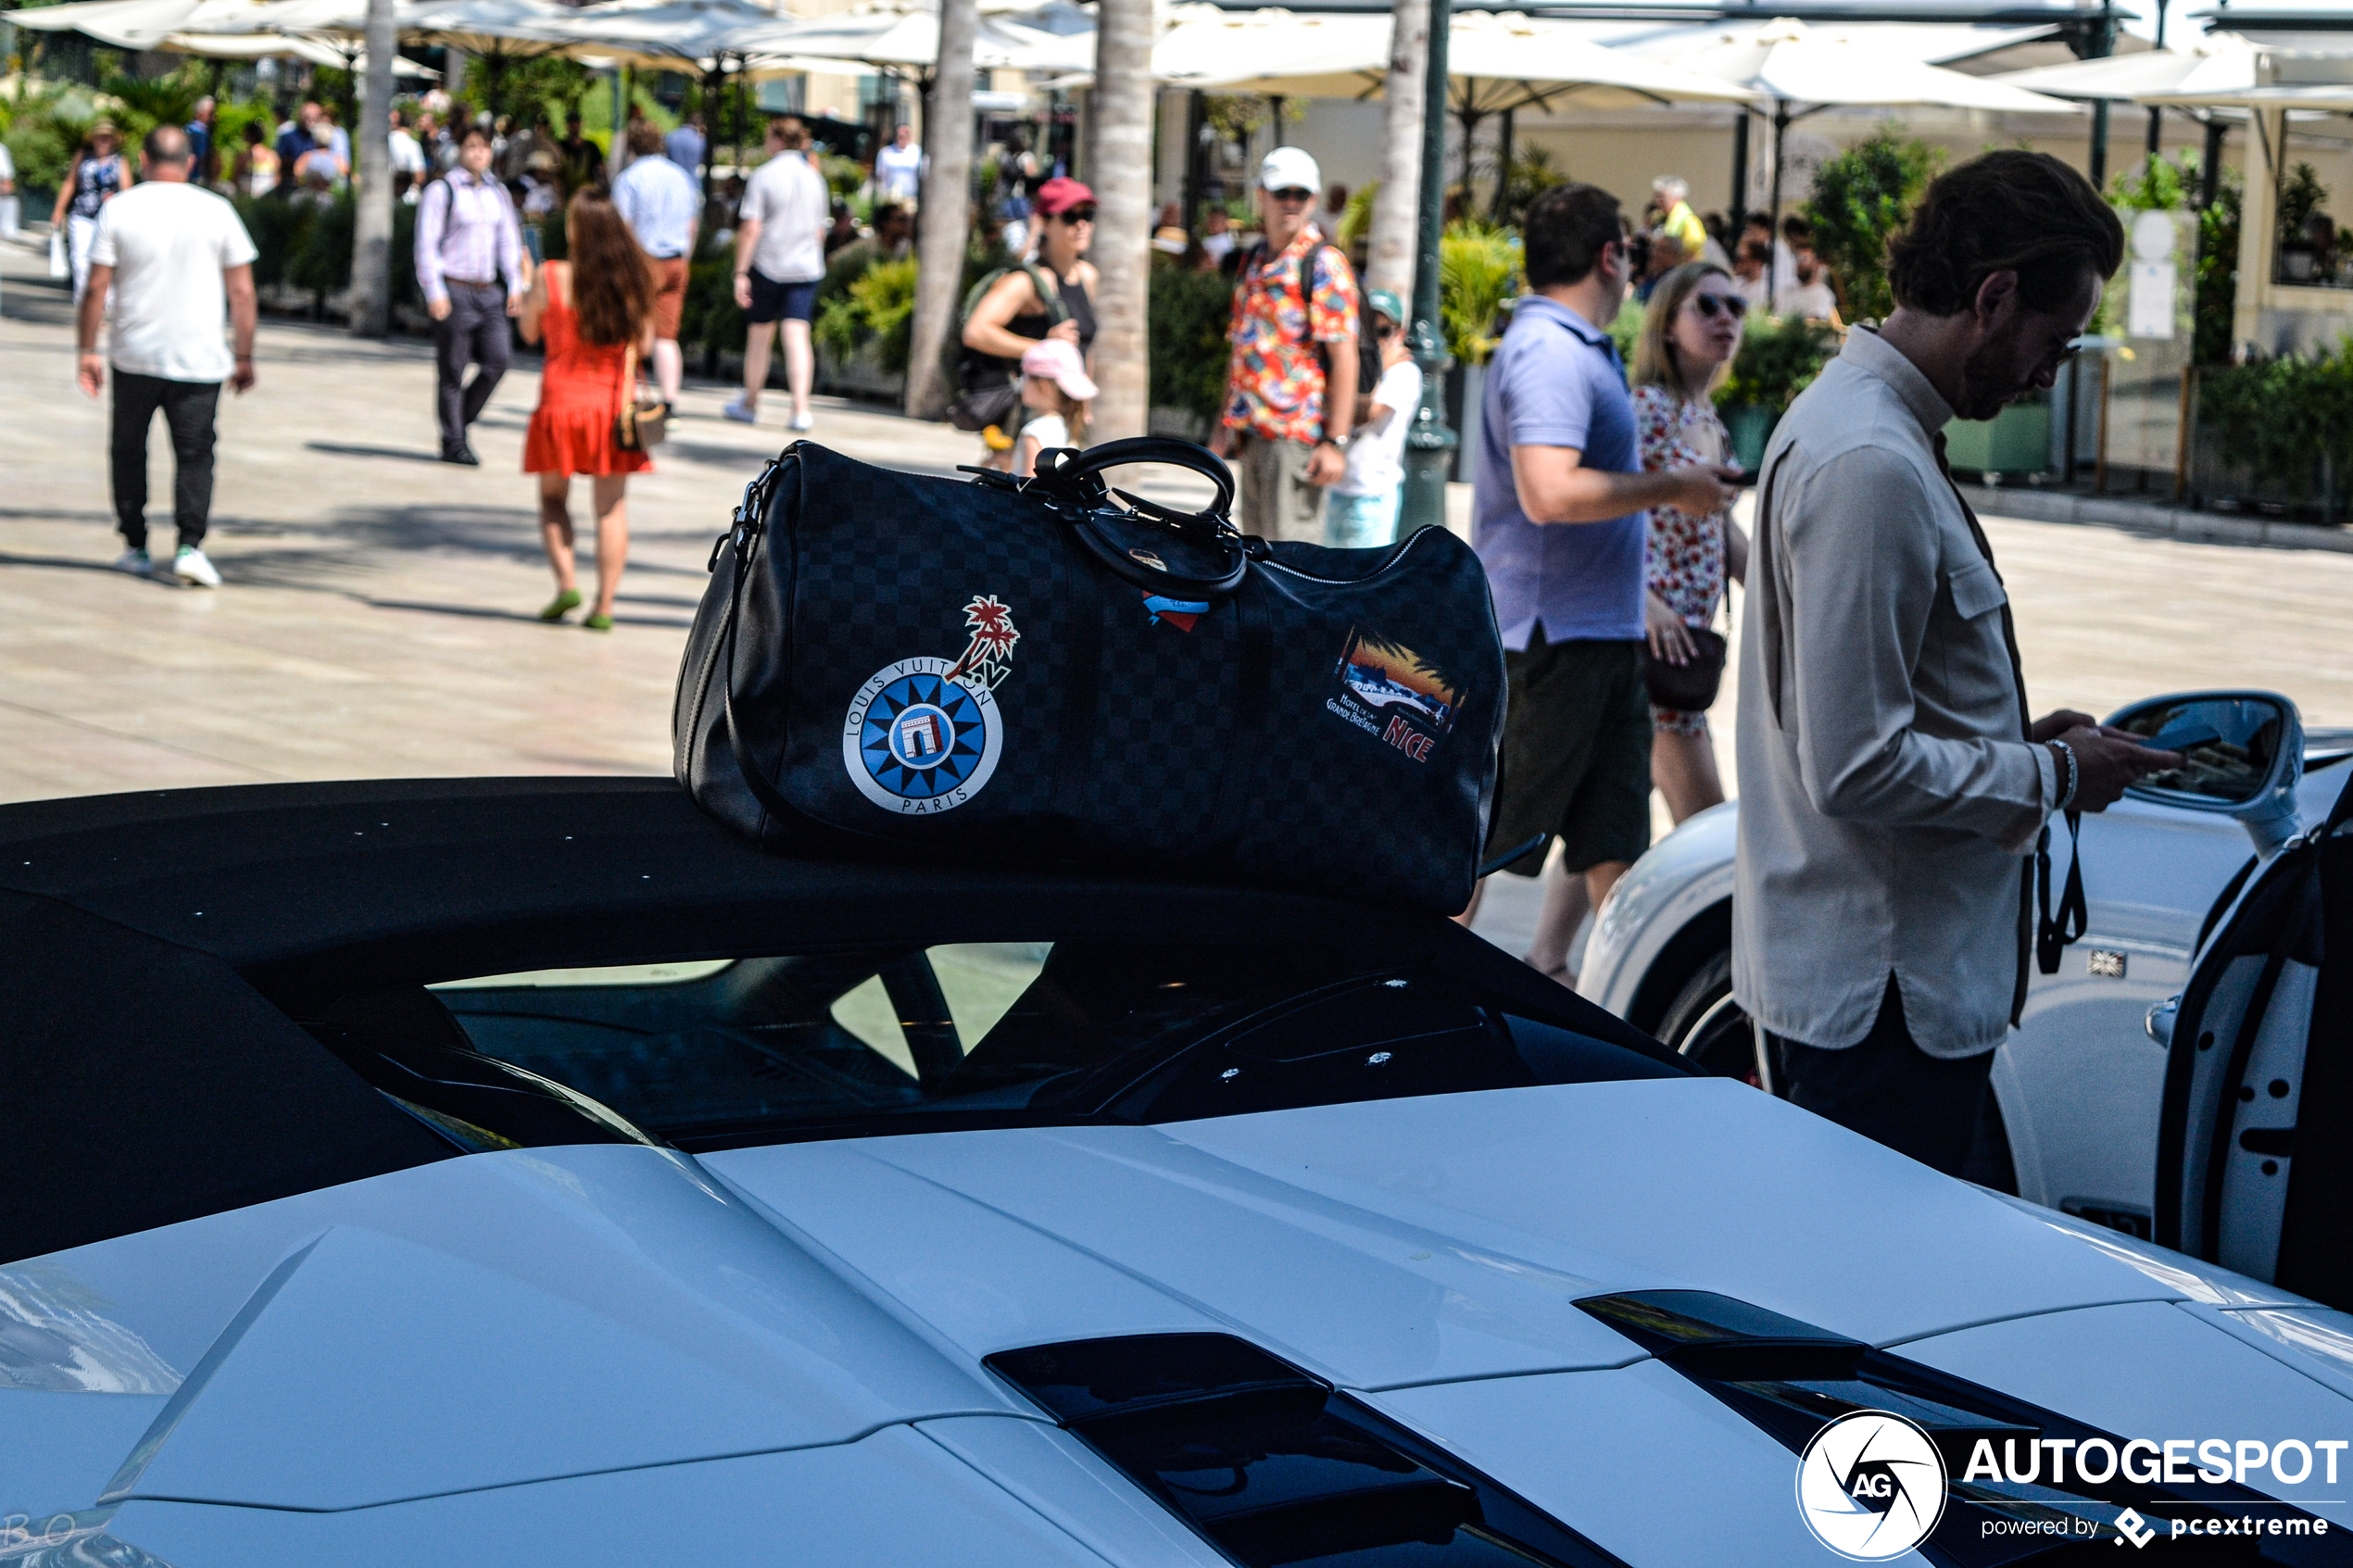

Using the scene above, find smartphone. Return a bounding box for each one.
[2144,722,2220,755]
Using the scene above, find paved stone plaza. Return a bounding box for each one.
[6,240,2351,829]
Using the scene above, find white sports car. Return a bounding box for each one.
[1584,692,2352,1262]
[4,777,2348,1566]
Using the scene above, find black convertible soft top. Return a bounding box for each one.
[0,777,1673,1264]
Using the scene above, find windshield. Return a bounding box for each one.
[296,938,1678,1152]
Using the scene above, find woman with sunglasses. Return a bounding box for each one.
[960,176,1098,467]
[1630,260,1753,824]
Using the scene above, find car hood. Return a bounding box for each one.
[7,1079,2335,1543]
[708,1078,2291,1390]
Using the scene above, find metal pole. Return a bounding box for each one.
[1490,106,1514,221]
[2201,117,2226,210]
[1399,0,1457,536]
[2086,0,2116,192]
[1729,109,1749,237]
[1766,100,1786,313]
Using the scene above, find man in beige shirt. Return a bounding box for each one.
[1733,152,2177,1175]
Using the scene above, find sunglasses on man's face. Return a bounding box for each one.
[1689,292,1746,320]
[1269,188,1316,205]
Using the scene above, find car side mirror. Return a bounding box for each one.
[2103,689,2304,853]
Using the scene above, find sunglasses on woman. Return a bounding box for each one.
[1057,206,1097,224]
[1689,292,1746,320]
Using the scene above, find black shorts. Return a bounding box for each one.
[1483,633,1652,877]
[746,269,820,325]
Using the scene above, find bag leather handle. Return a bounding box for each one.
[1028,436,1237,521]
[1026,438,1254,599]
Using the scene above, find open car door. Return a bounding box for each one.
[2157,759,2353,1306]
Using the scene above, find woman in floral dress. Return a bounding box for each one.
[1630,261,1754,824]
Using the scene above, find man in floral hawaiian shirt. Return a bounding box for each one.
[1209,146,1361,542]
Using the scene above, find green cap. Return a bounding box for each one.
[1367,288,1406,327]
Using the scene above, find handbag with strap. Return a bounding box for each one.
[1642,626,1728,713]
[673,437,1507,913]
[613,343,669,452]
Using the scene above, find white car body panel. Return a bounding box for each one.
[107,1426,1121,1568]
[1581,759,2353,1225]
[1899,1300,2353,1525]
[14,1083,2353,1564]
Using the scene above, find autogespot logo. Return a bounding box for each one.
[1796,1410,1949,1561]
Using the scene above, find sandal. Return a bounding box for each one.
[583,610,613,632]
[539,588,582,622]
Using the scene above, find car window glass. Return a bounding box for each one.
[828,973,916,1077]
[930,942,1052,1047]
[432,960,735,991]
[389,939,1676,1152]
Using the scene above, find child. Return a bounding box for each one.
[1014,338,1098,477]
[1325,289,1421,547]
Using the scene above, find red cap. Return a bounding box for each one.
[1034,176,1095,216]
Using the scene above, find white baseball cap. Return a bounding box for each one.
[1259,145,1322,195]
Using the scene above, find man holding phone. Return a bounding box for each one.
[1734,153,2179,1175]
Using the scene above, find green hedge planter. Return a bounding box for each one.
[1942,402,2049,478]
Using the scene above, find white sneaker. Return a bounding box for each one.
[722,396,759,424]
[111,547,151,574]
[172,546,221,588]
[787,410,815,433]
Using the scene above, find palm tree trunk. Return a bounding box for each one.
[1367,0,1428,300]
[1087,0,1152,442]
[903,0,978,420]
[348,0,396,338]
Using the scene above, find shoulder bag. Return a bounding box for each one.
[614,342,669,452]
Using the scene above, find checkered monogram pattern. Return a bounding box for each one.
[675,444,1505,911]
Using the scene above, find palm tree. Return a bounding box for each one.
[903,0,978,420]
[348,0,398,338]
[1367,0,1428,301]
[1087,0,1152,441]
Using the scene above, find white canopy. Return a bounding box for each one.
[1636,17,2081,113]
[521,0,793,69]
[1156,8,1759,112]
[164,31,436,74]
[720,0,1094,74]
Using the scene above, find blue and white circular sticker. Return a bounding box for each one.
[842,658,1003,813]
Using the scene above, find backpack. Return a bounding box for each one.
[1239,238,1382,419]
[944,262,1069,433]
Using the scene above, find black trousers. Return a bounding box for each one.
[1771,976,1995,1178]
[434,282,511,454]
[110,370,221,551]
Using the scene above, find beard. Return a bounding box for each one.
[1952,338,2026,423]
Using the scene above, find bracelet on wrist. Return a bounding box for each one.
[2048,739,2080,812]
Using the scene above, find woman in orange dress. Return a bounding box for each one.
[520,186,657,631]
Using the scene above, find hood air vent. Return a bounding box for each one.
[985,1334,1629,1568]
[1578,1291,2341,1565]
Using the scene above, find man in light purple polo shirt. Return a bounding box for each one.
[1466,183,1737,984]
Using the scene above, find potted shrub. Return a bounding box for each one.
[1713,315,1837,472]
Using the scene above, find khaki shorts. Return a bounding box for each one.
[1232,430,1327,544]
[1484,633,1653,877]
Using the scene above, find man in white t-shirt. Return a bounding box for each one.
[724,117,831,431]
[1325,289,1421,547]
[77,125,258,589]
[874,123,923,207]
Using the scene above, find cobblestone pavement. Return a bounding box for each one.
[6,241,2351,947]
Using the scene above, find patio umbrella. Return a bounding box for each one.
[522,0,795,69]
[1162,9,1755,210]
[9,0,209,48]
[162,31,437,74]
[720,0,1095,74]
[1633,17,2077,308]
